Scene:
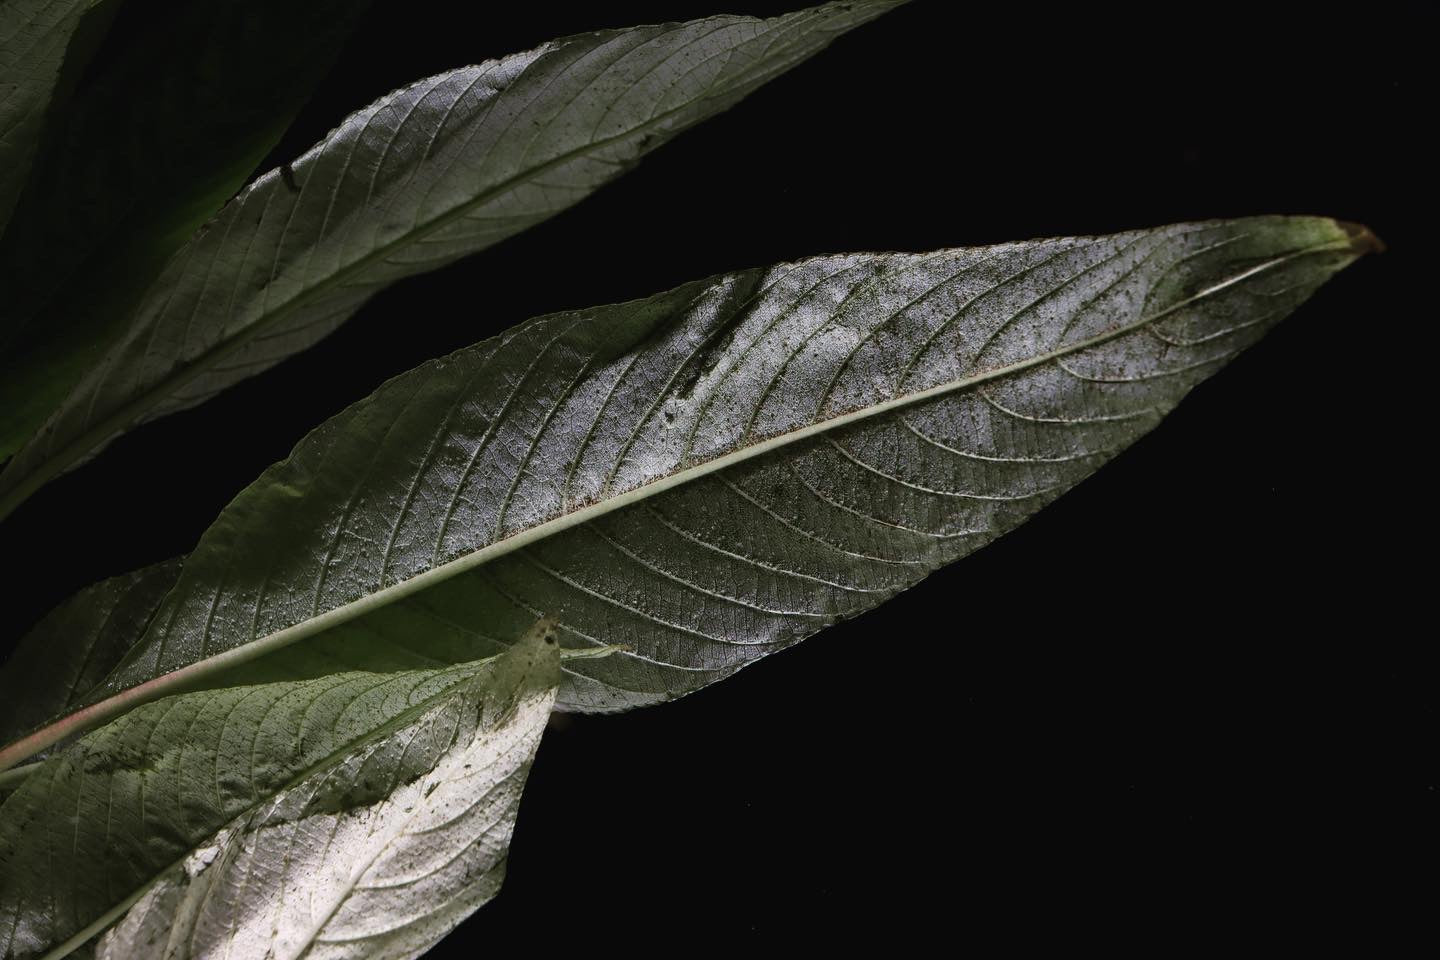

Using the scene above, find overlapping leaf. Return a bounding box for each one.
[0,0,105,239]
[0,0,372,462]
[0,624,562,959]
[0,215,1373,774]
[0,0,903,519]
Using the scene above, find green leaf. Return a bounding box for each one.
[0,0,372,463]
[0,0,110,240]
[0,0,904,519]
[0,559,179,752]
[0,622,562,959]
[0,216,1375,773]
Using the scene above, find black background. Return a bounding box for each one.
[2,0,1429,951]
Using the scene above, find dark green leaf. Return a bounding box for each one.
[0,0,373,462]
[0,0,903,517]
[0,0,113,240]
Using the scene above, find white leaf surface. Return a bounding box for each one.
[0,626,562,959]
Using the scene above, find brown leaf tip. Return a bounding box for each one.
[1338,220,1385,255]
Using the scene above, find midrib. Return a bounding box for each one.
[31,663,488,960]
[0,234,1353,776]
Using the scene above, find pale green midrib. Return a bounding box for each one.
[31,661,494,960]
[0,12,854,522]
[0,562,176,775]
[0,234,1352,778]
[0,646,608,793]
[0,760,38,790]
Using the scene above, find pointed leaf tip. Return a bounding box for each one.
[1338,220,1384,254]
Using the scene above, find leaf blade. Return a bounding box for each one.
[0,216,1375,771]
[0,0,905,519]
[0,0,372,463]
[0,624,561,959]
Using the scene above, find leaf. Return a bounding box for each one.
[0,0,109,240]
[0,0,373,463]
[0,0,905,520]
[0,215,1376,773]
[0,622,562,960]
[0,559,180,751]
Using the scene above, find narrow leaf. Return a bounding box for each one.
[0,0,371,462]
[0,623,562,959]
[0,0,904,519]
[0,216,1375,773]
